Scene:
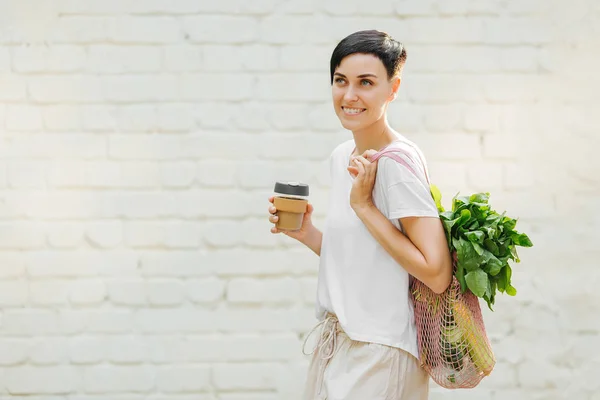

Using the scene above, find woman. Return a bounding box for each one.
[268,30,452,400]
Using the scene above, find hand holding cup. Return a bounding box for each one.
[268,181,313,242]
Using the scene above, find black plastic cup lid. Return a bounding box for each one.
[274,181,309,197]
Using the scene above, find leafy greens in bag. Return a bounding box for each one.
[430,186,533,310]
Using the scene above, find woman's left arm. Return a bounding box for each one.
[349,152,452,294]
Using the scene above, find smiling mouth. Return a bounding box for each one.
[342,106,366,115]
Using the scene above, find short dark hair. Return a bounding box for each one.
[330,30,407,84]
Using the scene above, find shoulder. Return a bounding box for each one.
[387,137,427,165]
[377,139,429,185]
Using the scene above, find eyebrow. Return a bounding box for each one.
[334,72,378,79]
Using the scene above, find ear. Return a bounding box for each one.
[389,76,401,101]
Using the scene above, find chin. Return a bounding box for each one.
[337,116,363,131]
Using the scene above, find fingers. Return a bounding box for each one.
[361,149,378,160]
[306,203,314,214]
[352,157,366,175]
[268,198,279,233]
[353,155,377,176]
[269,210,280,234]
[354,155,378,167]
[347,166,358,178]
[269,197,314,235]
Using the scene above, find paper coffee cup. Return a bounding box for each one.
[273,181,309,231]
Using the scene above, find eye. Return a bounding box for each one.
[334,77,346,84]
[361,79,373,86]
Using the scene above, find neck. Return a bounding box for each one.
[351,118,397,155]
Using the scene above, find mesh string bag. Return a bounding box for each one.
[411,269,495,388]
[370,145,496,389]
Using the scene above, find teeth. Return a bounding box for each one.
[343,107,364,114]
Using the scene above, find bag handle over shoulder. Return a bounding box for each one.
[369,143,431,187]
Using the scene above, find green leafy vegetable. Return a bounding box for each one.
[465,269,488,297]
[430,185,533,310]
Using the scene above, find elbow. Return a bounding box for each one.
[428,260,453,294]
[430,274,452,294]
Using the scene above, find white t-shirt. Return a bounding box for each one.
[315,135,439,360]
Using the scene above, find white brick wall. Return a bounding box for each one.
[0,0,598,398]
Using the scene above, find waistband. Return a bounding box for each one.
[302,313,343,361]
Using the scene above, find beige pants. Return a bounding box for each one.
[303,315,429,400]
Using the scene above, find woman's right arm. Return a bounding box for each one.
[268,196,322,256]
[300,225,322,256]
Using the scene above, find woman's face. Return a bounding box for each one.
[331,53,399,132]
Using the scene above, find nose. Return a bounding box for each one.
[343,86,358,103]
